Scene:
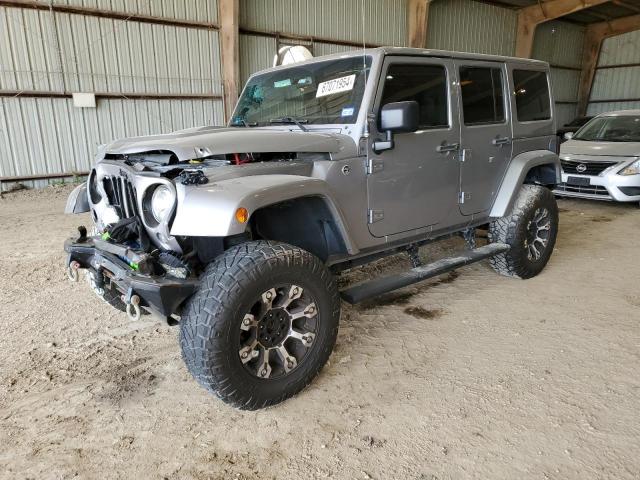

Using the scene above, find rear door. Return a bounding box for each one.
[456,61,512,215]
[366,57,461,237]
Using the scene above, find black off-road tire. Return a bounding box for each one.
[489,185,559,279]
[179,241,340,410]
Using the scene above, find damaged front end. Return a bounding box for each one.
[64,155,205,321]
[65,228,199,322]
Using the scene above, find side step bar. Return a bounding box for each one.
[340,243,510,304]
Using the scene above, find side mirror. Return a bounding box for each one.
[564,132,574,140]
[373,101,419,153]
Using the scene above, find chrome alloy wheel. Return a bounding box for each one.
[238,285,318,379]
[524,207,551,261]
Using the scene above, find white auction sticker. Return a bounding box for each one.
[316,74,356,98]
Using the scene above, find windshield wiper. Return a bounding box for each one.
[269,116,309,132]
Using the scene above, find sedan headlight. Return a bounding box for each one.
[619,159,640,176]
[150,185,175,222]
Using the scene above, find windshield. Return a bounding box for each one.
[574,115,640,142]
[231,56,371,127]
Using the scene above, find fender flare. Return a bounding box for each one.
[64,182,90,214]
[490,150,561,218]
[170,174,358,254]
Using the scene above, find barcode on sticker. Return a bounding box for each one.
[316,74,356,98]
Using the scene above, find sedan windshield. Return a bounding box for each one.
[231,56,371,127]
[574,115,640,142]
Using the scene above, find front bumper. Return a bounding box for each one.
[64,237,199,318]
[553,171,640,202]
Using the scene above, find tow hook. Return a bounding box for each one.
[67,261,81,282]
[125,294,142,321]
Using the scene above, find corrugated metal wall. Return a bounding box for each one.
[1,98,221,178]
[240,0,408,46]
[3,0,602,188]
[426,0,517,56]
[239,0,407,84]
[587,29,640,115]
[0,3,224,185]
[0,7,222,94]
[50,0,219,23]
[531,20,585,127]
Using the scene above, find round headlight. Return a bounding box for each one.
[150,185,175,222]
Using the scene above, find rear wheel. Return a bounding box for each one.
[489,185,559,279]
[179,241,340,410]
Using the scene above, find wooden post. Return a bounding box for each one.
[219,0,240,123]
[515,10,537,59]
[577,14,640,115]
[515,0,610,58]
[408,0,430,48]
[577,30,602,116]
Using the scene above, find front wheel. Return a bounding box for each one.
[179,241,340,410]
[489,185,559,279]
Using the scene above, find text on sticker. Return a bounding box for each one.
[316,74,356,98]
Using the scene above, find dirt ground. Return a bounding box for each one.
[0,184,638,480]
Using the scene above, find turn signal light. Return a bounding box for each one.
[235,207,249,223]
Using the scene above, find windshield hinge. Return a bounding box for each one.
[368,209,384,224]
[459,191,472,204]
[367,159,384,175]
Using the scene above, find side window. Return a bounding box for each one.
[459,66,505,125]
[380,64,448,129]
[513,70,551,122]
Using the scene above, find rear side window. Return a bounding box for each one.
[380,64,448,129]
[513,70,551,122]
[459,66,505,125]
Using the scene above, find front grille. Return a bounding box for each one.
[561,159,617,176]
[555,182,610,197]
[102,176,139,219]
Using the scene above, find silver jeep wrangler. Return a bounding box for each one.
[65,47,561,409]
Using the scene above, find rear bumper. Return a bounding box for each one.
[64,237,199,317]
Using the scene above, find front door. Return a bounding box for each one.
[455,61,512,215]
[367,57,461,238]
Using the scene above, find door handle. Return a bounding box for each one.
[492,136,511,146]
[436,142,459,153]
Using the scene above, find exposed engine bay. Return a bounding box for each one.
[103,150,321,179]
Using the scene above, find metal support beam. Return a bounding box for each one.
[577,14,640,115]
[219,0,240,123]
[408,0,430,48]
[0,90,222,100]
[515,0,610,58]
